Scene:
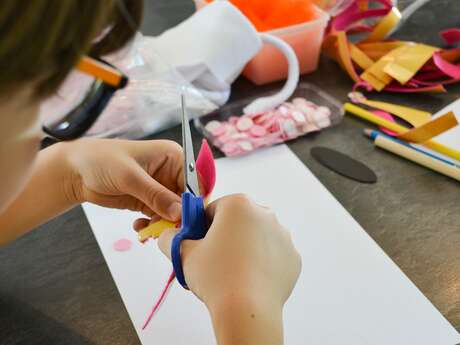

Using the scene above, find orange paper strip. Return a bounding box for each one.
[398,111,458,143]
[337,31,361,82]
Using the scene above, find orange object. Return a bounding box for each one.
[204,0,316,32]
[77,56,124,87]
[195,0,329,84]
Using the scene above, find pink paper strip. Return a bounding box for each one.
[384,83,446,93]
[142,270,175,330]
[433,52,460,79]
[371,110,398,136]
[333,8,390,31]
[196,139,216,198]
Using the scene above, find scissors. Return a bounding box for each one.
[171,94,208,289]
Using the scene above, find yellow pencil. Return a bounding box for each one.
[344,103,460,162]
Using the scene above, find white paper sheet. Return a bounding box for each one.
[435,99,460,146]
[83,145,460,345]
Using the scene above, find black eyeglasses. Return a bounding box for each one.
[41,56,128,142]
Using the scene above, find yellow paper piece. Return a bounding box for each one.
[361,72,387,91]
[361,45,410,91]
[362,100,432,126]
[399,111,458,143]
[344,103,460,161]
[362,7,402,43]
[357,41,409,61]
[138,219,176,242]
[337,31,361,82]
[350,44,375,70]
[384,44,440,84]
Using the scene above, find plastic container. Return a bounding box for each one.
[195,83,343,156]
[194,1,330,85]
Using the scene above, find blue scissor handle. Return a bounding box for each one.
[171,192,207,289]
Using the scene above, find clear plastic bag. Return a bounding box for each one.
[86,33,218,139]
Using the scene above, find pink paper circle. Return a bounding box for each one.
[113,238,132,252]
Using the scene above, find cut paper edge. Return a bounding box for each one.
[398,111,458,143]
[138,219,176,242]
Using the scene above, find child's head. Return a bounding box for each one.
[0,0,142,212]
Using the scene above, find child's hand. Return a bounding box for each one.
[158,194,301,345]
[62,138,184,221]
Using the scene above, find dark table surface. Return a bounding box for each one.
[1,1,459,344]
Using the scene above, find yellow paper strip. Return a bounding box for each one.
[361,45,410,91]
[344,103,460,161]
[362,7,402,43]
[350,44,375,70]
[398,111,458,143]
[138,219,176,242]
[337,31,361,82]
[384,44,440,85]
[357,41,410,61]
[362,100,432,126]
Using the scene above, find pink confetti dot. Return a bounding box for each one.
[250,125,267,137]
[113,238,132,252]
[236,117,254,131]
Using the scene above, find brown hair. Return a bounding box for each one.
[0,0,143,99]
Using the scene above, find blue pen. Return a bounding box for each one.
[367,130,460,169]
[171,94,208,290]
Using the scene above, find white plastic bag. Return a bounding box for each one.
[86,33,218,139]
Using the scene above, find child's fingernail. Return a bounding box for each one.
[168,202,182,220]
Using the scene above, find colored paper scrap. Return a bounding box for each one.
[384,44,440,85]
[398,111,458,143]
[324,1,460,93]
[362,7,402,43]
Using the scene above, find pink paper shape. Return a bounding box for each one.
[196,139,216,198]
[371,110,398,136]
[433,52,460,79]
[113,238,132,252]
[440,29,460,45]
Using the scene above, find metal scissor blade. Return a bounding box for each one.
[181,94,201,196]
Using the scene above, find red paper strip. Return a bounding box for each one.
[440,29,460,45]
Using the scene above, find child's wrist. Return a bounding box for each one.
[52,142,84,205]
[207,292,283,345]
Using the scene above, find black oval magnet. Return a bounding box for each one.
[311,146,377,184]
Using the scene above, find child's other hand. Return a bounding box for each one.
[158,194,301,344]
[61,138,184,222]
